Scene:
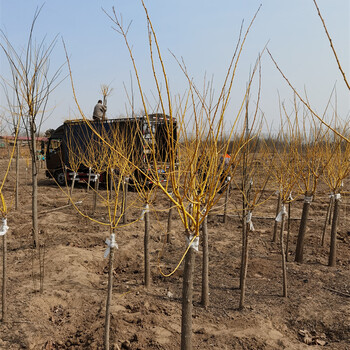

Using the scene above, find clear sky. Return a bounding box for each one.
[0,0,349,134]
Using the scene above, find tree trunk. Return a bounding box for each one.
[30,120,39,248]
[1,231,7,322]
[15,142,20,210]
[272,191,281,242]
[280,207,287,297]
[144,206,151,288]
[240,206,248,290]
[223,184,230,224]
[181,242,195,350]
[104,232,116,350]
[328,195,340,267]
[295,194,312,263]
[328,195,334,225]
[285,201,291,262]
[239,218,249,309]
[321,196,332,246]
[201,216,209,308]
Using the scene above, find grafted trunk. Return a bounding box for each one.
[1,231,7,322]
[201,216,209,308]
[279,208,287,297]
[239,218,249,309]
[30,120,39,248]
[104,232,116,350]
[295,194,312,263]
[321,196,332,246]
[328,195,340,267]
[144,207,151,288]
[285,201,291,262]
[240,207,248,290]
[181,240,195,350]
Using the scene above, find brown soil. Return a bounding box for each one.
[0,159,349,349]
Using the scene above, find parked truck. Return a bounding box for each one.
[45,114,177,186]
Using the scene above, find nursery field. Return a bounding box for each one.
[0,158,349,350]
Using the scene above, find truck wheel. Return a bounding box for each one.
[54,171,66,186]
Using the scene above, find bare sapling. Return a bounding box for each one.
[293,111,326,264]
[237,123,272,309]
[0,6,63,248]
[271,120,300,295]
[131,161,156,288]
[101,84,113,121]
[320,123,350,267]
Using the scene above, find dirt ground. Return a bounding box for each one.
[0,158,349,349]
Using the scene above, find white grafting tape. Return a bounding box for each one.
[246,211,255,231]
[0,218,9,236]
[304,196,313,204]
[275,204,288,222]
[186,234,199,252]
[104,233,118,258]
[140,204,150,221]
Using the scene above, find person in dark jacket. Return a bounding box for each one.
[93,100,107,121]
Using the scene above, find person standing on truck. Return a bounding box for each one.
[93,100,107,121]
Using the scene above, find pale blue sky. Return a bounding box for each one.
[0,0,349,134]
